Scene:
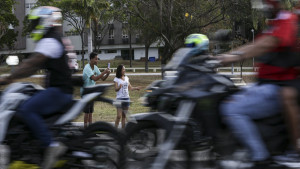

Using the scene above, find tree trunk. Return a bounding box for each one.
[81,33,85,69]
[145,44,150,72]
[93,20,97,51]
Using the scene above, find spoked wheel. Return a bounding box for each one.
[65,122,125,169]
[125,121,163,160]
[125,121,192,169]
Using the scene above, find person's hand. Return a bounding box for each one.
[104,68,110,74]
[107,69,111,74]
[135,86,142,91]
[215,54,242,64]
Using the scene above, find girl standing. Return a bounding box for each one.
[114,64,140,128]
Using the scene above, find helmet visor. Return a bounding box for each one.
[186,43,195,47]
[28,17,40,33]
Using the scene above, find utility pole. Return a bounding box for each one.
[88,19,93,55]
[251,29,255,68]
[129,12,132,67]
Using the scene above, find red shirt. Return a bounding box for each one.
[257,11,298,81]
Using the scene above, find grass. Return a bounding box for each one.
[0,74,257,123]
[0,58,258,123]
[78,59,162,69]
[0,59,163,75]
[74,75,162,122]
[0,75,162,123]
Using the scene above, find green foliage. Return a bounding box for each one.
[114,0,231,63]
[89,0,115,51]
[0,0,19,49]
[30,0,291,64]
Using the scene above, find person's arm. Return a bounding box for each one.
[100,68,110,81]
[90,68,110,81]
[217,35,279,64]
[114,81,122,92]
[128,81,141,91]
[0,53,47,84]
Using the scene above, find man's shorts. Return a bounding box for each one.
[84,101,94,114]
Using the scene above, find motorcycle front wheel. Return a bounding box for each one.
[124,120,192,169]
[65,121,125,169]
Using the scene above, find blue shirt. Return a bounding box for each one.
[81,64,101,95]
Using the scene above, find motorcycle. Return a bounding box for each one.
[0,82,125,169]
[124,45,289,168]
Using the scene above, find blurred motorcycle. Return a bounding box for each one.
[0,82,125,169]
[124,31,289,169]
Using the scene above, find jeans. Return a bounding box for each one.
[17,87,72,147]
[220,84,282,161]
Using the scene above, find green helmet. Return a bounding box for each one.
[185,34,209,51]
[28,6,62,41]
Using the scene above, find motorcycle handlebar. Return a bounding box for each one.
[95,96,132,108]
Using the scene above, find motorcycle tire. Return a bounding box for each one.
[124,120,192,169]
[64,121,125,169]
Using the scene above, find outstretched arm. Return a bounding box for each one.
[217,36,279,64]
[128,82,141,91]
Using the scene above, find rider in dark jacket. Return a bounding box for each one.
[0,6,73,169]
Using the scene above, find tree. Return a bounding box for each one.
[90,1,114,53]
[0,0,19,49]
[36,0,109,68]
[36,0,89,68]
[113,0,230,64]
[130,7,160,72]
[59,0,91,69]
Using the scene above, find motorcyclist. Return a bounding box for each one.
[278,0,300,160]
[217,0,299,167]
[0,6,73,169]
[184,33,209,54]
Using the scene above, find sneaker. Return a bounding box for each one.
[218,158,290,169]
[42,142,67,169]
[273,152,300,168]
[273,152,300,162]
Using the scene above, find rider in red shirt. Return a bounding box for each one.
[218,0,299,167]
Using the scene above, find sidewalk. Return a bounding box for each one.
[0,73,163,77]
[0,71,257,78]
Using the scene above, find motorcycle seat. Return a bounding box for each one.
[254,113,285,125]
